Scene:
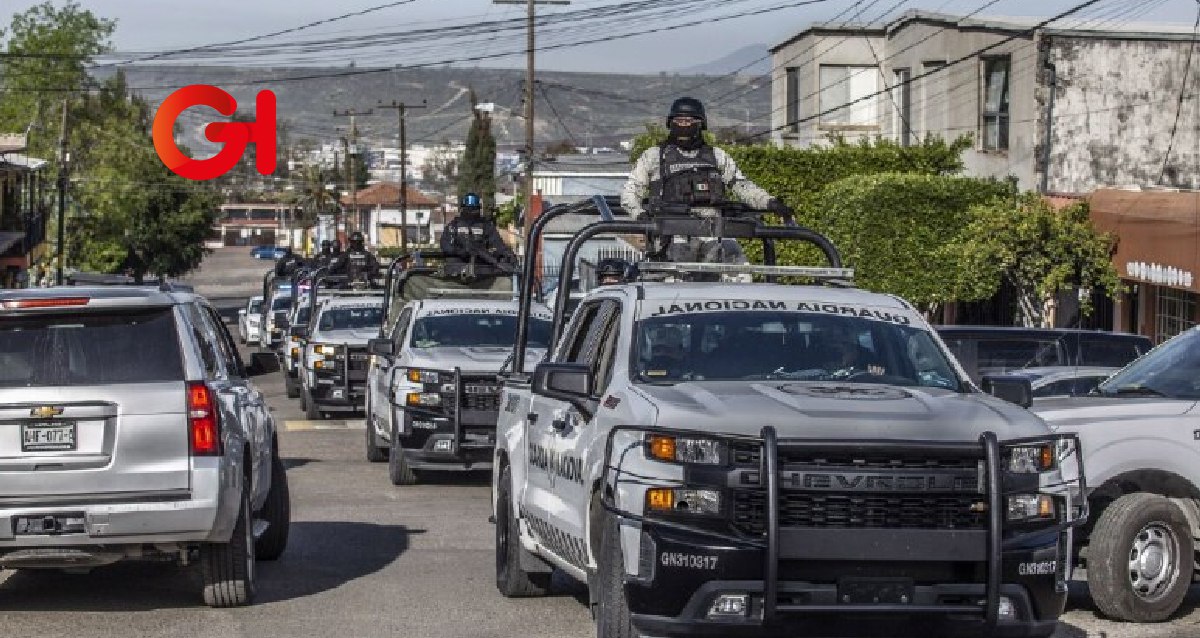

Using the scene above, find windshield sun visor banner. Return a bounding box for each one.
[646,300,914,325]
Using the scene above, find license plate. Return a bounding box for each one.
[351,353,368,361]
[837,577,914,604]
[21,422,77,452]
[465,385,498,395]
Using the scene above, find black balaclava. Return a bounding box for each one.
[668,119,703,150]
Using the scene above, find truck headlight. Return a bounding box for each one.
[1008,444,1055,473]
[406,392,441,407]
[314,344,337,356]
[647,435,724,465]
[407,369,440,384]
[1007,494,1056,522]
[646,488,721,516]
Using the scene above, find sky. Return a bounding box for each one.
[3,0,1197,74]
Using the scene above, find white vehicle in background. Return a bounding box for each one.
[998,366,1120,400]
[238,295,264,345]
[366,298,553,485]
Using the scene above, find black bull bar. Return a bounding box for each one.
[599,425,1088,631]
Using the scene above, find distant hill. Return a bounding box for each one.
[102,65,770,150]
[678,44,771,76]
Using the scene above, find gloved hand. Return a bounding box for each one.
[767,198,794,217]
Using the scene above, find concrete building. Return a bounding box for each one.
[530,153,631,207]
[770,10,1200,194]
[341,182,442,247]
[210,203,301,249]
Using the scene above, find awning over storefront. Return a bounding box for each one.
[1090,188,1200,293]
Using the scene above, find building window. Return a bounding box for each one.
[981,57,1010,151]
[920,60,946,138]
[819,65,878,127]
[785,67,800,133]
[892,68,911,146]
[1155,287,1197,343]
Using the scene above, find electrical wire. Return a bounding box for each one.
[1156,0,1200,184]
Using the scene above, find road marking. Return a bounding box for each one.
[284,419,367,431]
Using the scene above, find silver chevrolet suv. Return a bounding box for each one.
[0,286,290,607]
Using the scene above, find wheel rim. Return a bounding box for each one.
[1128,521,1179,602]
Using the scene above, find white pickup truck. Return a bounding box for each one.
[1034,325,1200,623]
[365,298,553,485]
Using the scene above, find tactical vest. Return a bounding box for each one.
[345,250,371,279]
[652,144,725,207]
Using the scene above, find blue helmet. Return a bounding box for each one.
[462,193,482,209]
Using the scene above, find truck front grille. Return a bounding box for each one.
[732,491,985,535]
[441,375,502,413]
[730,443,985,536]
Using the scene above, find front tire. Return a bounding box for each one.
[200,485,256,607]
[1088,492,1193,622]
[254,452,291,561]
[304,385,323,420]
[495,465,550,597]
[388,420,418,485]
[366,396,388,463]
[596,514,639,638]
[285,374,300,399]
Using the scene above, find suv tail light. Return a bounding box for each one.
[187,381,221,456]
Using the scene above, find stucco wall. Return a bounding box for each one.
[1046,35,1200,193]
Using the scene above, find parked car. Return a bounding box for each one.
[250,246,288,260]
[999,365,1120,399]
[0,286,290,607]
[935,326,1152,383]
[238,295,264,345]
[1033,326,1200,622]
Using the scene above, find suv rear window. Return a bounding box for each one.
[0,308,184,387]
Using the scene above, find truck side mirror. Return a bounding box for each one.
[532,362,597,418]
[982,375,1033,409]
[368,338,394,357]
[248,351,280,376]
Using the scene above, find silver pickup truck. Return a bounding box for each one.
[1034,325,1200,623]
[297,295,385,420]
[0,286,290,607]
[489,196,1088,638]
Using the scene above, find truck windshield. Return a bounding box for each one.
[1095,328,1200,399]
[318,306,384,331]
[411,314,552,349]
[271,296,292,312]
[634,310,961,390]
[248,299,264,314]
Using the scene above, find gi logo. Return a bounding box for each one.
[152,84,277,180]
[30,406,64,419]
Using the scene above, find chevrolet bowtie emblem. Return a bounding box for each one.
[31,406,64,418]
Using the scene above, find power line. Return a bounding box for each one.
[746,0,1108,140]
[1156,0,1200,184]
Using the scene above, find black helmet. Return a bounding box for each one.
[349,231,365,249]
[320,239,332,249]
[461,192,482,210]
[666,97,706,130]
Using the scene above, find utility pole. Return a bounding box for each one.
[333,108,372,239]
[493,0,570,246]
[55,99,70,286]
[377,100,427,251]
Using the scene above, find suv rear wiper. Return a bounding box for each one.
[1106,385,1167,397]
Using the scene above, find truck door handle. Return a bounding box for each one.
[551,416,567,431]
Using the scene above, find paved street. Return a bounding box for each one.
[0,249,1197,637]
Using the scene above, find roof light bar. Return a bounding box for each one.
[1,297,91,309]
[634,262,855,280]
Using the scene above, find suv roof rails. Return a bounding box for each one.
[65,272,193,292]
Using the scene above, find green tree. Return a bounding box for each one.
[945,194,1121,327]
[806,173,1013,312]
[457,91,496,211]
[0,1,115,158]
[66,73,219,281]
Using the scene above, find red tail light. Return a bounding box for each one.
[1,297,90,309]
[187,381,221,456]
